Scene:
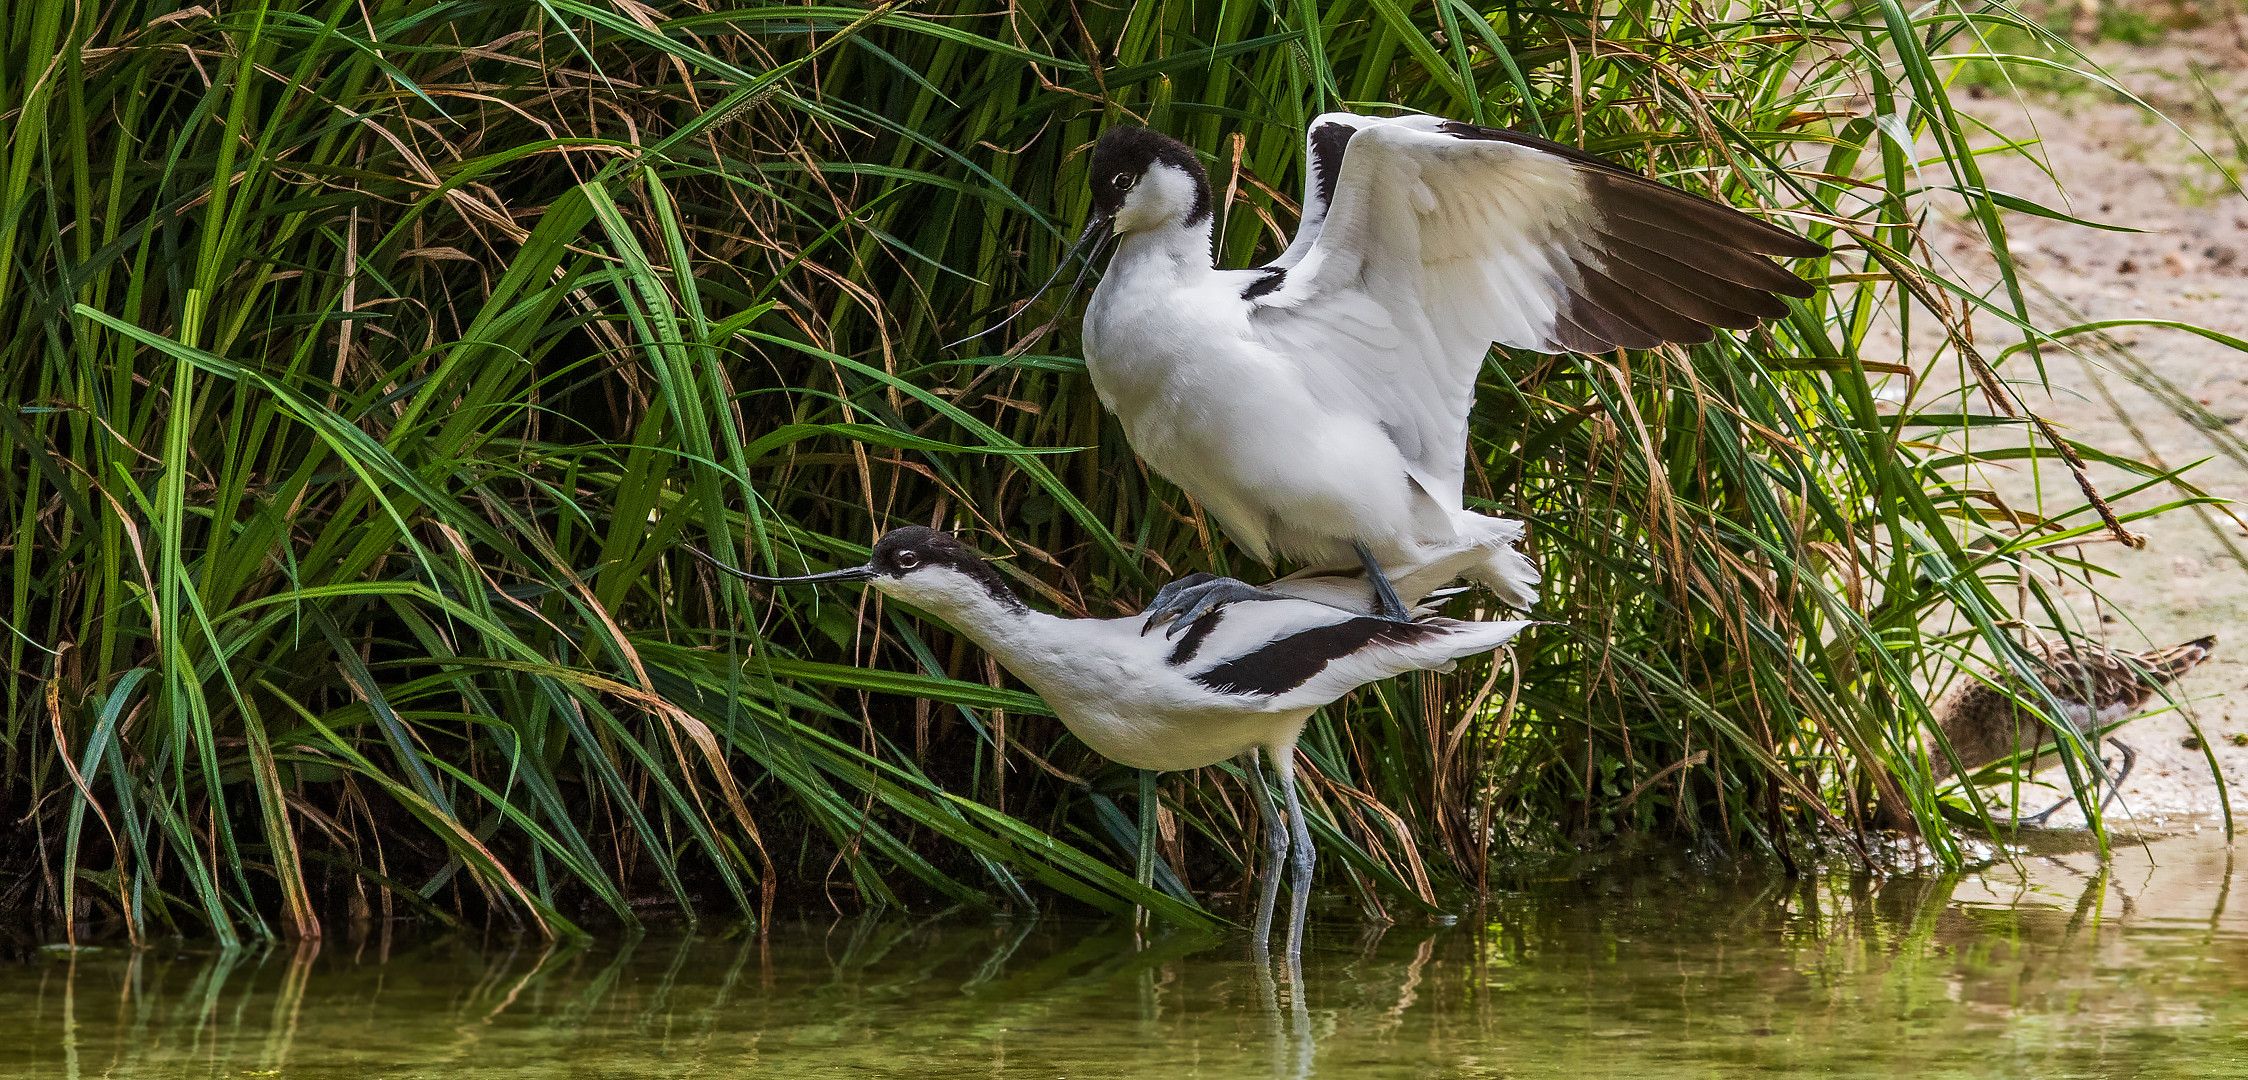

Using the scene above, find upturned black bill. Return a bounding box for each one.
[685,545,877,584]
[944,212,1114,350]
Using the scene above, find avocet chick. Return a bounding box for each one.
[1925,635,2216,826]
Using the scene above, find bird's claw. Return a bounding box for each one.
[1169,587,1235,638]
[1140,573,1284,637]
[1139,573,1215,635]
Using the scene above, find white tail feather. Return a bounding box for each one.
[1265,511,1539,616]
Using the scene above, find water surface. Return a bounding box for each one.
[9,827,2246,1078]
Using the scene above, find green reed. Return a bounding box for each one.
[1,0,2235,943]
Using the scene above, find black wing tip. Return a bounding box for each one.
[1745,232,1828,261]
[1578,164,1827,262]
[1777,234,1829,259]
[1749,230,1827,261]
[1440,123,1832,263]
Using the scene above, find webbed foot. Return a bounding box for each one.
[1141,573,1288,637]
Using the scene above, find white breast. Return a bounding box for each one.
[982,614,1307,771]
[1084,246,1426,569]
[1084,251,1246,410]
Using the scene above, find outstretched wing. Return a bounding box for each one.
[1262,113,1383,273]
[1247,113,1823,505]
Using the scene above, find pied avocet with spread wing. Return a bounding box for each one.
[1073,114,1825,625]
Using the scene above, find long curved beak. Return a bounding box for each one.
[944,210,1114,350]
[685,545,876,584]
[1069,210,1115,258]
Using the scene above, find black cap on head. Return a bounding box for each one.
[1088,127,1211,225]
[869,527,1024,609]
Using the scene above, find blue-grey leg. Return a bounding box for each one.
[1352,541,1412,622]
[1143,572,1215,629]
[1241,748,1289,950]
[1276,745,1316,959]
[2024,738,2138,826]
[1142,573,1290,638]
[1251,948,1282,1017]
[2022,788,2077,828]
[2021,801,2068,827]
[1135,768,1159,930]
[2097,739,2137,817]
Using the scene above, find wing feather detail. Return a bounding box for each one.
[1267,115,1385,272]
[1244,114,1821,498]
[1254,618,1535,709]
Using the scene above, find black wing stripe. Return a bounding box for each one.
[1195,618,1441,697]
[1242,268,1287,300]
[1308,121,1358,216]
[1165,606,1226,667]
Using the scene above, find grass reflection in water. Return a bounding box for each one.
[8,828,2244,1079]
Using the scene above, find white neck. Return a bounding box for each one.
[1110,216,1216,276]
[936,598,1068,673]
[875,568,1068,674]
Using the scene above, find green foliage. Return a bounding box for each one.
[1,0,2232,943]
[2096,6,2169,45]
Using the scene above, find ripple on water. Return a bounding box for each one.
[5,827,2248,1079]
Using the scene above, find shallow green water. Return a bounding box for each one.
[9,827,2247,1078]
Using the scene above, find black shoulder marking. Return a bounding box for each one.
[1165,606,1225,667]
[1241,268,1286,301]
[1194,618,1440,698]
[1308,121,1357,212]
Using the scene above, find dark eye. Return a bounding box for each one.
[1112,172,1135,191]
[894,550,920,570]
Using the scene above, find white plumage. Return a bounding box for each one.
[701,527,1533,957]
[1076,114,1822,619]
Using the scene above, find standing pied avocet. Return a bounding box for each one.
[697,527,1532,957]
[1073,115,1825,625]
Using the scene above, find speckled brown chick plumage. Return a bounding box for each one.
[1929,635,2215,780]
[1873,634,2216,831]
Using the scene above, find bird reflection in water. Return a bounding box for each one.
[10,831,2245,1079]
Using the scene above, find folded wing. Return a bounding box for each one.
[1188,615,1532,708]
